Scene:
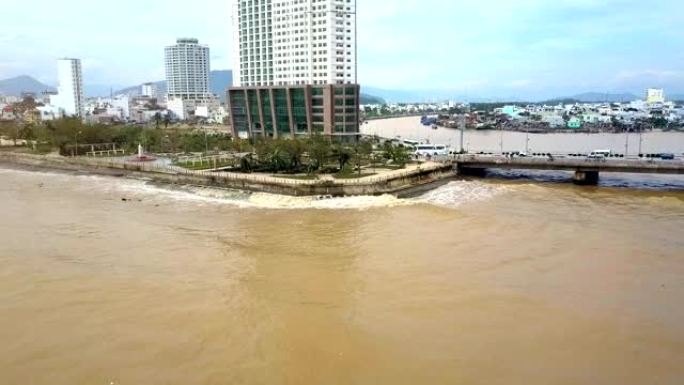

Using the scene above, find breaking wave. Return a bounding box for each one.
[413,181,512,208]
[1,166,511,210]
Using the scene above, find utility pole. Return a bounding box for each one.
[638,127,643,156]
[525,130,530,154]
[624,129,629,157]
[459,114,465,154]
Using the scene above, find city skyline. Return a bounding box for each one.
[0,0,683,99]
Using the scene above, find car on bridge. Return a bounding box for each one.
[587,150,612,159]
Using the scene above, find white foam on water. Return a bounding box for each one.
[2,167,510,210]
[247,192,409,210]
[413,181,512,209]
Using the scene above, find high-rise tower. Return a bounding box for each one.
[52,58,84,117]
[165,38,211,100]
[231,0,357,87]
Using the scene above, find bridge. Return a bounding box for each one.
[452,155,684,185]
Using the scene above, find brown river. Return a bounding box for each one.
[1,166,683,384]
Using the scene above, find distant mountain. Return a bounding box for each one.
[361,86,446,104]
[0,75,56,96]
[114,80,165,98]
[210,70,233,96]
[361,86,507,104]
[114,70,233,101]
[360,93,385,105]
[670,94,684,102]
[565,92,639,103]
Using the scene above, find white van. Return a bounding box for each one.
[415,144,449,157]
[588,149,611,159]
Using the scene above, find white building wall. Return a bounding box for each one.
[167,98,187,120]
[141,83,156,98]
[231,0,357,87]
[53,58,84,117]
[232,0,273,87]
[112,95,131,119]
[646,88,665,104]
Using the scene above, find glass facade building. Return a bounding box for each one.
[228,84,359,139]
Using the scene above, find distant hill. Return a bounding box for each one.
[670,94,684,102]
[0,76,56,96]
[563,92,639,103]
[114,70,233,100]
[360,94,385,105]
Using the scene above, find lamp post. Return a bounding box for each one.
[624,128,629,157]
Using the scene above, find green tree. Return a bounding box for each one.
[351,140,373,176]
[306,135,330,174]
[331,143,352,171]
[392,145,411,167]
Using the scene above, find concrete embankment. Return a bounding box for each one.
[0,152,456,197]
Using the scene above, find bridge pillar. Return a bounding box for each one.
[573,170,599,185]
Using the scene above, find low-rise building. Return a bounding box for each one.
[567,117,582,129]
[227,84,360,139]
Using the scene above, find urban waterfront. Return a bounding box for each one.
[1,167,683,384]
[364,116,684,155]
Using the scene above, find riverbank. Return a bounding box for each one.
[0,151,456,197]
[364,116,684,155]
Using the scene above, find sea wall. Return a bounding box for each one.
[0,152,456,197]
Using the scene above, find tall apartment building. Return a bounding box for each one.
[165,38,211,100]
[231,0,357,87]
[51,58,84,117]
[164,38,217,119]
[229,0,359,139]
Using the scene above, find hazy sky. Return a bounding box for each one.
[1,0,683,98]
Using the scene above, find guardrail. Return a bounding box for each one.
[451,154,684,174]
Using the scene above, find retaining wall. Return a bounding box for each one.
[0,152,456,197]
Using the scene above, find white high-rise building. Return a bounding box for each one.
[52,58,84,117]
[165,38,211,100]
[231,0,357,87]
